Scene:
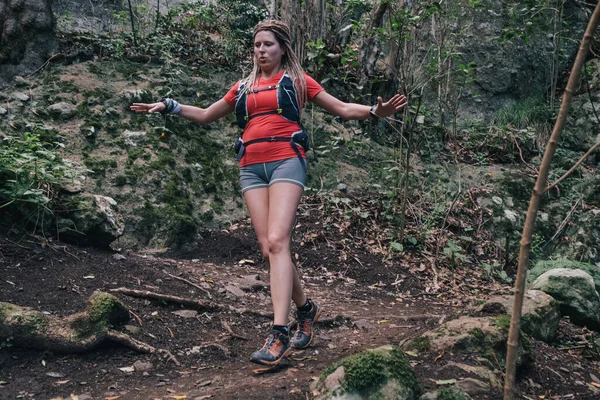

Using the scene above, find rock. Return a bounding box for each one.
[172,310,198,318]
[133,360,153,372]
[62,179,84,194]
[403,316,531,368]
[312,346,420,400]
[529,259,600,295]
[112,254,126,261]
[57,194,125,247]
[419,387,473,400]
[122,130,147,147]
[11,92,30,102]
[225,285,246,298]
[124,325,140,334]
[13,76,31,87]
[479,290,560,342]
[531,268,600,331]
[239,275,268,291]
[337,183,348,193]
[0,107,7,115]
[455,378,490,396]
[47,101,77,119]
[353,319,375,330]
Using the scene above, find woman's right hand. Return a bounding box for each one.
[130,102,165,114]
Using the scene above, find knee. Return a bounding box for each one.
[267,231,289,255]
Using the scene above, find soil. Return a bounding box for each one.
[1,199,599,400]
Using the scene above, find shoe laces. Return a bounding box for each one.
[261,330,284,350]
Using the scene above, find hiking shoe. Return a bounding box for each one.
[250,330,292,365]
[292,299,321,349]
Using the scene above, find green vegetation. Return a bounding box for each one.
[0,127,81,228]
[321,347,420,396]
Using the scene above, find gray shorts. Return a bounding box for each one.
[240,157,306,194]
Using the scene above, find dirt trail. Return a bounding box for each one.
[1,222,599,399]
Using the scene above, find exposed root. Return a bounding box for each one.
[110,287,218,311]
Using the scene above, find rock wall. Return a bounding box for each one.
[0,0,58,87]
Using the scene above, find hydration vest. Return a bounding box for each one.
[233,73,309,170]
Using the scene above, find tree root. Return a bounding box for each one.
[0,292,176,363]
[110,287,217,311]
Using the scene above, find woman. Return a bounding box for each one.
[131,20,407,366]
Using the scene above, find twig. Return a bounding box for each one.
[198,342,230,357]
[164,271,212,299]
[229,305,273,319]
[545,366,566,382]
[221,319,248,340]
[1,238,32,250]
[543,197,582,249]
[129,309,143,326]
[110,287,218,311]
[545,140,600,193]
[27,53,64,77]
[106,329,156,353]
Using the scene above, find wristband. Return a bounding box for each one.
[369,104,379,119]
[160,98,182,115]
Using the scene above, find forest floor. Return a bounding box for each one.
[1,195,600,400]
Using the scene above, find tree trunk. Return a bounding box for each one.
[503,1,600,399]
[0,0,57,87]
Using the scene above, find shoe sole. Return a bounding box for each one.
[293,306,322,349]
[250,346,293,366]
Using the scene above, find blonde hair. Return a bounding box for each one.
[242,20,307,110]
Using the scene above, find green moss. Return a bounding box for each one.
[84,157,117,177]
[405,336,431,352]
[0,302,21,320]
[86,292,129,326]
[321,347,420,396]
[492,315,511,330]
[24,313,48,334]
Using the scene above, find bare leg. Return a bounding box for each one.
[244,186,307,325]
[266,182,305,326]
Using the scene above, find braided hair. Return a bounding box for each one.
[242,20,308,111]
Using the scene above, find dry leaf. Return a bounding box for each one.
[289,388,301,394]
[56,380,70,385]
[170,396,188,399]
[591,382,600,388]
[70,395,79,400]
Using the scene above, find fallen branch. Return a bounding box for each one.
[164,271,213,299]
[110,287,218,311]
[544,140,600,193]
[221,319,248,340]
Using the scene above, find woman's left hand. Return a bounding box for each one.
[373,94,408,118]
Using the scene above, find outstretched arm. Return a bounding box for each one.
[311,92,407,120]
[130,99,234,124]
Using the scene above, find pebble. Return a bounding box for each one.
[11,92,30,102]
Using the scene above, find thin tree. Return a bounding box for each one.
[503,2,600,399]
[127,0,138,47]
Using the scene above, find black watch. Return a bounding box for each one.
[369,104,379,119]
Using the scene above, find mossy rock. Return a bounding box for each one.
[403,316,531,370]
[528,258,600,296]
[86,292,129,327]
[314,345,420,400]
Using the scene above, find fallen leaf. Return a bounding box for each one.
[56,380,70,385]
[70,394,79,400]
[83,275,95,279]
[46,372,65,378]
[378,319,389,324]
[42,360,46,367]
[105,397,120,400]
[436,379,457,385]
[170,396,188,399]
[591,382,600,388]
[591,373,600,384]
[405,351,418,357]
[0,381,7,385]
[289,388,301,394]
[205,279,214,283]
[118,366,134,373]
